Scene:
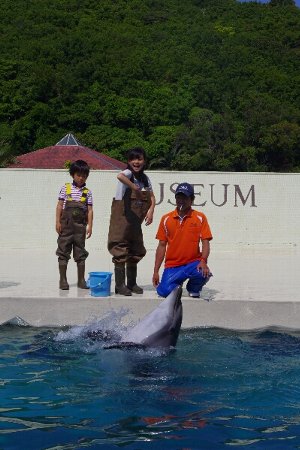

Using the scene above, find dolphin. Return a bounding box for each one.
[104,285,183,350]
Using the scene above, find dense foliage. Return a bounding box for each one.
[0,0,299,171]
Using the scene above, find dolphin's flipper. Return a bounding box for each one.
[85,329,121,342]
[103,342,146,350]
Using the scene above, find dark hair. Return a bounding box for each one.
[126,147,148,186]
[69,160,90,177]
[127,147,147,163]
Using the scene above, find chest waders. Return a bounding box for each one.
[56,184,90,290]
[107,189,151,295]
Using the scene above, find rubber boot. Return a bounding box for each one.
[77,263,89,289]
[59,264,69,290]
[114,263,132,296]
[126,262,143,294]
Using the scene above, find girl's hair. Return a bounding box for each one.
[126,147,148,186]
[69,160,90,177]
[127,147,147,163]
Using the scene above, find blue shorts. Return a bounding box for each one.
[157,260,212,298]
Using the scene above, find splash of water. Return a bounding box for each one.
[55,307,130,343]
[53,308,172,357]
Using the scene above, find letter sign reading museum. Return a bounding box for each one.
[154,183,257,208]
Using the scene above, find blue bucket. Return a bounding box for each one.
[88,272,112,297]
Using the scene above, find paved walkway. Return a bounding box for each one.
[0,247,299,330]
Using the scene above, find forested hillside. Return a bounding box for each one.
[1,0,299,171]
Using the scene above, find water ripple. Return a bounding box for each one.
[1,325,300,448]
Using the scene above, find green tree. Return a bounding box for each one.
[259,121,300,171]
[269,0,295,6]
[0,0,300,171]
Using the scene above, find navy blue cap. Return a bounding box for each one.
[175,182,194,197]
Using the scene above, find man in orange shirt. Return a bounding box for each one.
[152,182,212,298]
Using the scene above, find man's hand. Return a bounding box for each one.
[197,260,211,278]
[152,271,160,287]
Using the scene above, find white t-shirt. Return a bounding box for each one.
[115,169,153,200]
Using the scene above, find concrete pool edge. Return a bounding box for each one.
[1,296,300,330]
[1,246,299,330]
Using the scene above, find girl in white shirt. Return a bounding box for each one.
[107,148,155,296]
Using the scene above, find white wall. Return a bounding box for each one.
[1,169,299,250]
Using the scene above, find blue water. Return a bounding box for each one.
[1,320,300,449]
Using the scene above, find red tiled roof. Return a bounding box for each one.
[9,145,126,170]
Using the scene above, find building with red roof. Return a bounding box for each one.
[8,134,126,170]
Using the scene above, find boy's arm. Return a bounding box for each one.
[145,191,156,225]
[56,200,64,234]
[86,205,93,238]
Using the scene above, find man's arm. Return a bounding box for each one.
[152,240,167,287]
[197,239,211,277]
[201,239,210,260]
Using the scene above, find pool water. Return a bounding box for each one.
[1,321,300,449]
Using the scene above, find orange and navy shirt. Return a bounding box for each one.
[156,209,213,268]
